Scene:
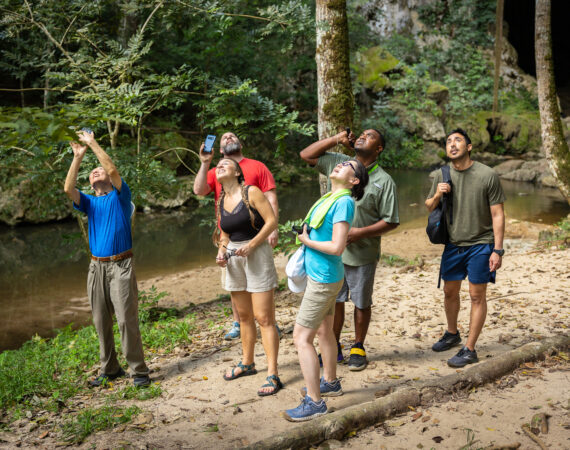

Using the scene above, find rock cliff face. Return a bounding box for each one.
[358,0,555,185]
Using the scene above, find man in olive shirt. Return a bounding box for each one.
[300,129,399,371]
[426,128,505,368]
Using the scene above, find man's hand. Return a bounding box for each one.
[346,227,363,245]
[77,129,96,147]
[489,252,502,272]
[435,182,451,198]
[199,142,214,165]
[70,141,88,159]
[267,229,278,248]
[335,130,355,149]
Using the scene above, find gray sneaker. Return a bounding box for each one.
[447,346,478,368]
[432,331,461,352]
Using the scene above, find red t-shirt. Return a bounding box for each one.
[206,157,276,201]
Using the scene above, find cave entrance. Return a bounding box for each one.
[504,0,570,116]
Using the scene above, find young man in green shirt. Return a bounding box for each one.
[300,129,399,371]
[426,128,506,368]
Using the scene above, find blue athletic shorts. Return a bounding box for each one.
[441,243,496,284]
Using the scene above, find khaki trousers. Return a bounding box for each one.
[87,257,149,376]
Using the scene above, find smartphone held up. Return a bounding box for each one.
[203,135,216,153]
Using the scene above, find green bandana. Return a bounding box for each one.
[296,189,351,244]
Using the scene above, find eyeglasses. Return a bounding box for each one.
[339,161,356,173]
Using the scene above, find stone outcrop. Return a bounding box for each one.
[0,180,71,226]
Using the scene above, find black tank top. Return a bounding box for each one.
[220,187,265,241]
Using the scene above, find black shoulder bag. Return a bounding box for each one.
[426,165,453,287]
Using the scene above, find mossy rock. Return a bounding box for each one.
[0,180,71,225]
[486,112,541,155]
[426,83,449,105]
[418,142,445,169]
[450,112,491,152]
[354,46,399,92]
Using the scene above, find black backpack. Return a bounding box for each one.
[426,165,453,245]
[426,165,453,288]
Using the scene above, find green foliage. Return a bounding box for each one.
[60,405,141,444]
[0,325,99,410]
[362,94,424,169]
[0,287,179,413]
[107,384,162,401]
[0,0,317,222]
[274,218,303,256]
[418,0,496,48]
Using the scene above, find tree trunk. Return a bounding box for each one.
[535,0,570,204]
[315,0,353,194]
[492,0,504,115]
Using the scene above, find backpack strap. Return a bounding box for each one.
[440,165,453,225]
[437,165,452,289]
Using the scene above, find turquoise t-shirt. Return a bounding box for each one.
[305,195,355,284]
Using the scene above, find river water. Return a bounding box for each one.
[0,170,568,351]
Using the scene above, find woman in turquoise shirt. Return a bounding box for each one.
[283,159,368,422]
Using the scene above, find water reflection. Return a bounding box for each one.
[0,170,567,350]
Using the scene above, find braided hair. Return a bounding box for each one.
[213,159,258,245]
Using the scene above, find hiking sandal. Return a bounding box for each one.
[223,361,257,381]
[257,374,283,396]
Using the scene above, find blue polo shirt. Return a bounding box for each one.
[73,179,133,257]
[305,196,354,284]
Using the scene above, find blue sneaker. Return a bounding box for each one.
[300,377,343,398]
[283,395,327,422]
[224,321,240,340]
[432,331,461,352]
[447,346,478,368]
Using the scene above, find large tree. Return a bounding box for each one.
[535,0,570,204]
[315,0,353,192]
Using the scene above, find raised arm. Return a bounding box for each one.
[299,130,354,166]
[78,130,122,191]
[64,142,88,205]
[193,142,214,196]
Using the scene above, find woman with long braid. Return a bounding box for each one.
[283,159,369,421]
[214,158,282,396]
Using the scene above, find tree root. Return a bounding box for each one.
[521,424,548,450]
[244,334,569,450]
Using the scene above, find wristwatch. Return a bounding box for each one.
[493,249,505,257]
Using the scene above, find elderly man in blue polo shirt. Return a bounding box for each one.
[64,130,150,387]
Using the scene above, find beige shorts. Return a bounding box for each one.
[224,240,278,293]
[296,277,344,330]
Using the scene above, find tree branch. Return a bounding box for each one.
[140,1,165,36]
[174,0,289,28]
[60,3,88,45]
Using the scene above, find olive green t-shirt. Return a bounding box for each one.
[428,161,506,246]
[315,152,399,266]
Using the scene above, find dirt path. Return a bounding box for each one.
[3,221,569,449]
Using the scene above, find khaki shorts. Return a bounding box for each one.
[224,240,278,292]
[296,277,344,330]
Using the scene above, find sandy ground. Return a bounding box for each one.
[2,221,569,449]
